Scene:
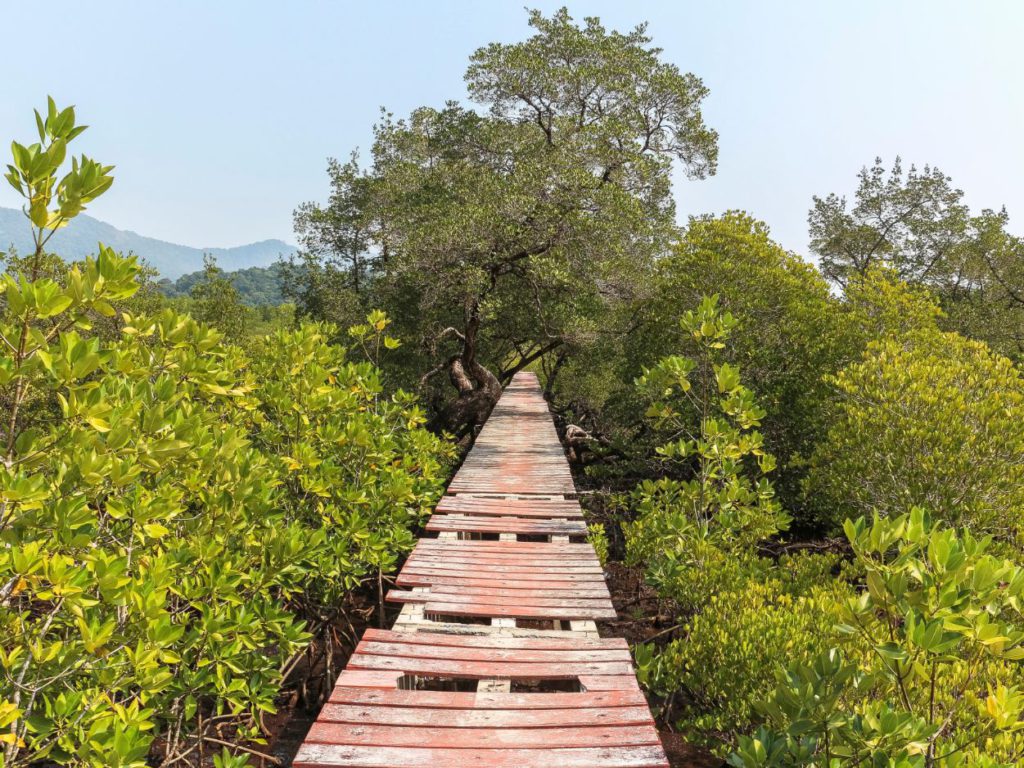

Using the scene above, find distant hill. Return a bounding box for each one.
[158,264,286,306]
[0,206,296,279]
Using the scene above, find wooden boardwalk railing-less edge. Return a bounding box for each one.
[294,372,669,767]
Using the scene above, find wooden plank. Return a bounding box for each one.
[421,600,617,620]
[326,687,648,709]
[397,574,608,590]
[305,722,662,748]
[316,703,655,727]
[406,555,601,568]
[347,654,635,678]
[356,641,625,663]
[294,743,670,768]
[359,628,625,651]
[413,540,594,553]
[407,549,600,563]
[399,562,604,575]
[425,516,587,534]
[436,497,584,518]
[388,589,613,605]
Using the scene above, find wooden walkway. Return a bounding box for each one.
[294,372,668,767]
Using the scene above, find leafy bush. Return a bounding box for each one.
[0,99,450,768]
[731,509,1024,767]
[805,329,1024,549]
[843,265,944,341]
[248,316,452,617]
[637,560,850,749]
[625,295,789,612]
[625,296,816,751]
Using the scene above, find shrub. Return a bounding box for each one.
[637,563,851,750]
[625,295,789,612]
[730,509,1024,767]
[247,317,452,618]
[0,99,451,768]
[805,329,1024,549]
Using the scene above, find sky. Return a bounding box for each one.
[2,0,1022,257]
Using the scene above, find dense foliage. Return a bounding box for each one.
[732,510,1024,767]
[0,100,450,768]
[805,330,1024,548]
[158,263,284,306]
[624,298,1024,765]
[810,157,1024,360]
[625,295,788,611]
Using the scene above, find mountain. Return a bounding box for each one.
[0,207,296,279]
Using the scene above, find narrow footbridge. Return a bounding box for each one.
[294,372,669,767]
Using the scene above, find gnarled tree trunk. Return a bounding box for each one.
[429,300,503,438]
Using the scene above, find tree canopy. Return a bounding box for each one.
[286,8,718,435]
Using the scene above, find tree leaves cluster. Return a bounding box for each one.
[0,100,451,768]
[805,330,1024,549]
[810,157,1024,360]
[732,510,1024,768]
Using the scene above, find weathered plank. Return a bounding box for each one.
[294,744,670,768]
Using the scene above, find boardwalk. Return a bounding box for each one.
[294,372,669,767]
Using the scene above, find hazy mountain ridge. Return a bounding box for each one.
[0,207,296,279]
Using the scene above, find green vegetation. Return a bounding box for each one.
[625,295,788,612]
[157,263,285,306]
[1,99,450,767]
[809,157,1024,360]
[731,510,1024,768]
[805,329,1024,548]
[4,7,1024,768]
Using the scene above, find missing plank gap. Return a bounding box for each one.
[425,613,492,625]
[397,675,583,693]
[517,618,556,631]
[510,677,583,693]
[516,533,549,543]
[397,675,479,692]
[458,531,500,541]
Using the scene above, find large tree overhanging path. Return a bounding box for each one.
[287,8,719,436]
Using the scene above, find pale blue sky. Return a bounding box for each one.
[2,1,1022,257]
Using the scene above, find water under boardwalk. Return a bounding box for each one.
[293,371,669,768]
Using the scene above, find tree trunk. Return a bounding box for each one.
[432,300,503,437]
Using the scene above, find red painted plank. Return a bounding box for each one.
[326,687,648,709]
[316,703,656,727]
[421,600,617,620]
[407,549,600,563]
[436,497,584,518]
[397,561,598,573]
[356,640,626,663]
[347,654,635,678]
[397,574,607,590]
[360,628,626,650]
[388,590,613,606]
[305,722,662,748]
[294,743,670,768]
[425,516,587,534]
[413,540,594,552]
